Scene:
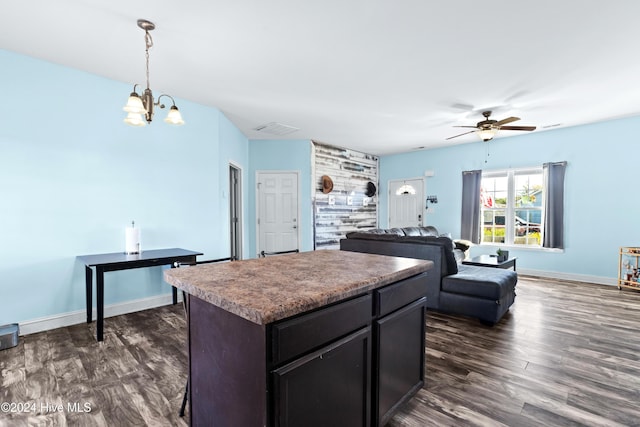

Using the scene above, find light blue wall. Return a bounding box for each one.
[3,44,636,326]
[0,50,249,325]
[247,140,313,258]
[219,113,251,259]
[380,115,639,280]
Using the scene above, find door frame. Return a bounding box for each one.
[255,170,301,258]
[388,177,425,228]
[229,162,243,261]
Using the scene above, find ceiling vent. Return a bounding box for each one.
[253,122,300,136]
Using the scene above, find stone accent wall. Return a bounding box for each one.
[313,142,379,250]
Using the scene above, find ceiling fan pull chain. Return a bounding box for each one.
[485,142,490,164]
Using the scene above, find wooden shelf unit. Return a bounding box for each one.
[618,247,640,290]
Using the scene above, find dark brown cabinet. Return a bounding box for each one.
[187,271,428,427]
[272,327,372,427]
[270,273,428,427]
[375,297,427,426]
[372,271,428,425]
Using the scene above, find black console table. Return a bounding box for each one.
[77,248,202,341]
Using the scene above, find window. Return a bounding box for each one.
[481,168,543,246]
[395,184,416,195]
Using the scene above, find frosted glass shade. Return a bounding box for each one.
[477,128,497,141]
[124,112,147,127]
[123,93,146,114]
[164,105,185,125]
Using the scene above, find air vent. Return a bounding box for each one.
[542,123,562,129]
[253,122,300,136]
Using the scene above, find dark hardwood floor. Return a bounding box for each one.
[2,276,640,426]
[390,276,640,427]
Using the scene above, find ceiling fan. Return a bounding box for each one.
[446,111,536,142]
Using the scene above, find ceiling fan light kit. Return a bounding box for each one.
[123,19,184,127]
[447,110,536,142]
[477,128,498,142]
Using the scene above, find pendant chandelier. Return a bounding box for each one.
[123,19,184,127]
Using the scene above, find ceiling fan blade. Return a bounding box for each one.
[494,116,520,126]
[453,126,478,129]
[446,130,476,140]
[499,125,537,131]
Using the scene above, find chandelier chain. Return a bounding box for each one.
[144,31,153,90]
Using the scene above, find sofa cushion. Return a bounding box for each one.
[364,228,392,235]
[420,226,439,236]
[402,236,458,275]
[402,227,423,236]
[441,265,517,300]
[401,226,439,237]
[388,228,406,236]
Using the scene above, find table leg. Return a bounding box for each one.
[171,261,178,305]
[85,266,93,323]
[97,267,104,342]
[170,255,198,304]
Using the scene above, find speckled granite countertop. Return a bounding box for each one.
[164,250,432,325]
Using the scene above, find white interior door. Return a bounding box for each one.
[257,171,299,256]
[389,178,424,228]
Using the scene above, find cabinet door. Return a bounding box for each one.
[375,297,427,426]
[272,327,371,427]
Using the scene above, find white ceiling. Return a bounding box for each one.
[2,0,639,155]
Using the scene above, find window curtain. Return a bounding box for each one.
[461,170,482,244]
[542,161,567,249]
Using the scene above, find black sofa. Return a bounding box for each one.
[339,226,517,325]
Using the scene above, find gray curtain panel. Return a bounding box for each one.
[461,170,482,244]
[542,161,567,249]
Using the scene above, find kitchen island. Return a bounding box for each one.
[164,250,432,427]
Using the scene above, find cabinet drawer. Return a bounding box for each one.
[271,294,372,365]
[375,273,428,317]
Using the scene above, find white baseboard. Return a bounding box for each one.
[18,292,183,336]
[518,268,617,286]
[16,269,616,336]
